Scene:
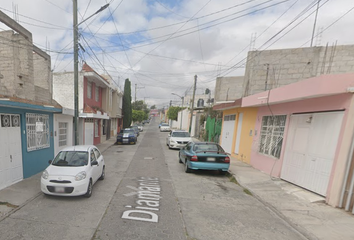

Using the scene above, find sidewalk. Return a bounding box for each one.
[0,138,117,221]
[228,157,354,240]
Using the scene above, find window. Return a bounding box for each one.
[93,148,101,159]
[58,122,68,147]
[26,113,50,151]
[87,82,92,99]
[224,114,236,121]
[90,149,96,163]
[95,86,99,102]
[258,115,286,158]
[94,120,98,137]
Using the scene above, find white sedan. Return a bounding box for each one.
[166,130,192,149]
[160,123,170,132]
[41,145,105,198]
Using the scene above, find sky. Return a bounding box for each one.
[1,0,354,108]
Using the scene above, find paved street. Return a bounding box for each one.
[0,118,308,240]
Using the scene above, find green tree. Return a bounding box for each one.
[167,106,184,121]
[122,79,132,128]
[132,110,146,122]
[132,100,149,120]
[150,105,156,109]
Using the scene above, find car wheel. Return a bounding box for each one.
[178,153,182,163]
[219,170,227,175]
[99,166,105,180]
[184,161,191,173]
[84,180,92,198]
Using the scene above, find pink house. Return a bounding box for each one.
[242,73,354,208]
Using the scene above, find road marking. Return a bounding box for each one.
[144,157,154,160]
[122,177,161,223]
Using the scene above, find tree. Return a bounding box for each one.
[167,106,184,121]
[122,79,132,128]
[132,110,146,122]
[132,100,149,119]
[150,105,156,109]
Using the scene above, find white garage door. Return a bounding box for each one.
[221,114,236,153]
[281,112,344,196]
[0,114,23,190]
[85,122,94,145]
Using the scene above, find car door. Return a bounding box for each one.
[93,147,104,175]
[181,142,192,164]
[90,149,100,183]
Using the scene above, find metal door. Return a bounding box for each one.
[221,114,236,153]
[85,122,94,145]
[0,114,23,190]
[281,112,344,196]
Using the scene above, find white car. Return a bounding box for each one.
[160,123,170,132]
[166,130,192,149]
[41,145,105,198]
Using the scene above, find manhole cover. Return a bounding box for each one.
[116,150,123,153]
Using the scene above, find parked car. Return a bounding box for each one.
[136,123,143,132]
[40,145,105,197]
[130,125,140,136]
[179,142,230,174]
[116,128,137,144]
[160,123,170,132]
[158,121,164,128]
[166,130,192,149]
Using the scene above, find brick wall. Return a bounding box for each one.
[243,45,354,96]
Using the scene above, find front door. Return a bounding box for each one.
[281,112,344,196]
[234,113,243,154]
[221,114,236,153]
[0,114,23,190]
[85,122,94,145]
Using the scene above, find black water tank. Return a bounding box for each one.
[197,99,204,107]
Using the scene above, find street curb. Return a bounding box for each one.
[228,169,317,240]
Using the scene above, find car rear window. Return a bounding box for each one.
[172,132,190,137]
[194,144,223,152]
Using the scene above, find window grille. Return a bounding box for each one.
[26,113,50,151]
[258,115,286,158]
[58,122,68,147]
[224,114,236,121]
[87,82,92,99]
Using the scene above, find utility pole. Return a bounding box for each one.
[73,0,79,145]
[189,75,197,134]
[134,83,144,103]
[73,1,109,145]
[169,100,172,107]
[311,0,321,47]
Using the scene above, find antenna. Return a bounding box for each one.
[315,26,323,46]
[250,32,257,51]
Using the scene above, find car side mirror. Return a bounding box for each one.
[48,160,52,164]
[91,160,98,166]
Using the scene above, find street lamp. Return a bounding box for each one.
[171,93,184,130]
[73,1,109,145]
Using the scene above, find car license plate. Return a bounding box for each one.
[207,157,215,161]
[55,187,65,193]
[123,139,128,142]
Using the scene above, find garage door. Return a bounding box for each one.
[281,112,344,196]
[0,114,23,190]
[221,114,236,153]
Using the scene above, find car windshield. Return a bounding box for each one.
[161,123,169,126]
[172,132,190,137]
[194,144,224,152]
[52,151,88,167]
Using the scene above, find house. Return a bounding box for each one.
[53,63,123,146]
[213,45,354,211]
[0,10,63,190]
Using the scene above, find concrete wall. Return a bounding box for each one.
[0,31,35,100]
[243,45,354,96]
[52,72,84,112]
[215,76,244,102]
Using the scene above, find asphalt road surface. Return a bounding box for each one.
[0,117,307,240]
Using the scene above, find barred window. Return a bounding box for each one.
[58,122,68,147]
[258,115,286,158]
[224,114,236,121]
[87,82,92,99]
[26,113,50,151]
